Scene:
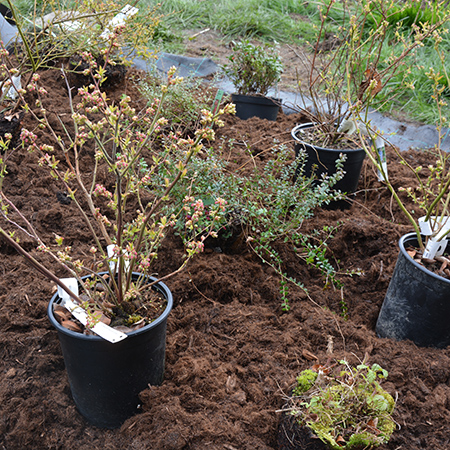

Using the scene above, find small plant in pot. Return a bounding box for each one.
[364,63,450,348]
[279,359,396,450]
[291,0,449,209]
[222,39,282,121]
[0,21,233,427]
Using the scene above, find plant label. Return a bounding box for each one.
[100,4,139,39]
[419,216,450,239]
[58,278,128,343]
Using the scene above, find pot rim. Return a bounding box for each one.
[399,232,450,284]
[48,272,173,341]
[291,122,365,153]
[231,93,282,104]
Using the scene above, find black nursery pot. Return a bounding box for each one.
[278,413,328,450]
[47,273,173,429]
[291,123,367,210]
[231,93,280,121]
[376,233,450,348]
[0,111,24,151]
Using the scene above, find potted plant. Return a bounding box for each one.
[291,0,448,209]
[364,63,450,348]
[0,11,234,427]
[279,359,396,450]
[222,39,282,121]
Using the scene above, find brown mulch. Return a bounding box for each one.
[0,65,449,450]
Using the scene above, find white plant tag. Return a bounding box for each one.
[419,216,450,239]
[337,119,388,181]
[418,216,450,260]
[0,13,19,47]
[57,277,127,343]
[376,138,388,182]
[57,277,79,300]
[100,4,139,39]
[2,75,21,100]
[423,238,447,260]
[337,118,357,134]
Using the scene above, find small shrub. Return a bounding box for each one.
[222,39,282,96]
[156,135,348,310]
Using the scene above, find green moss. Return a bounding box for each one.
[347,432,383,449]
[375,385,396,413]
[293,369,318,395]
[125,314,143,325]
[292,363,396,449]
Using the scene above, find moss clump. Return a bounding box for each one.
[346,432,383,449]
[290,361,396,450]
[293,369,318,396]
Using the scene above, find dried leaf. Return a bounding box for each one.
[336,435,346,446]
[406,249,416,258]
[311,364,329,374]
[422,258,436,264]
[358,67,382,100]
[99,314,111,325]
[130,319,145,331]
[61,320,83,333]
[366,417,380,433]
[302,349,318,361]
[53,305,71,323]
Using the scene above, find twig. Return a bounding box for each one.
[188,274,218,304]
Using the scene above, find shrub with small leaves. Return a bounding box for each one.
[157,138,349,310]
[222,40,282,96]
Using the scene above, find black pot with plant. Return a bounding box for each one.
[363,46,450,348]
[292,122,366,210]
[48,272,173,428]
[376,232,450,348]
[223,40,282,121]
[0,10,234,428]
[290,0,447,206]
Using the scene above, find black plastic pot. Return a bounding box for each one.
[291,123,367,210]
[376,233,450,348]
[278,413,327,450]
[231,93,280,121]
[48,273,173,428]
[0,111,24,151]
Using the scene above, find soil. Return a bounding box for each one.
[1,38,450,450]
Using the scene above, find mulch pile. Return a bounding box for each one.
[1,66,449,450]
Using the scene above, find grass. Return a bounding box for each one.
[141,0,320,44]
